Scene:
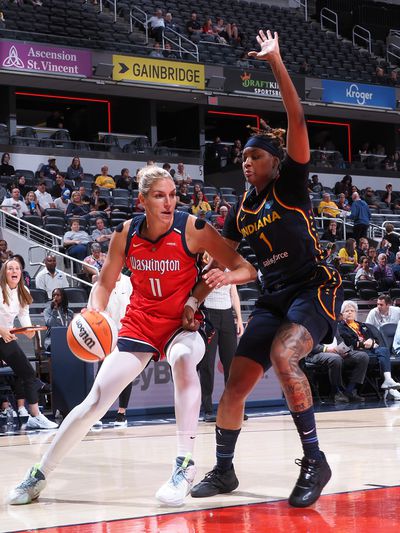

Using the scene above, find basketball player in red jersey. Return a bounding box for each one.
[8,166,256,508]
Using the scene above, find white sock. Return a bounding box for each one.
[384,372,392,381]
[167,331,205,459]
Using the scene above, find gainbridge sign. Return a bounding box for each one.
[113,55,205,90]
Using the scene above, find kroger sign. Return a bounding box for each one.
[322,80,396,109]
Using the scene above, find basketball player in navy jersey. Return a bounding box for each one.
[190,30,343,507]
[8,166,256,508]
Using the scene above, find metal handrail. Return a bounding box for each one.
[292,0,308,22]
[321,8,339,39]
[353,25,372,54]
[0,210,62,248]
[99,0,117,22]
[387,30,400,65]
[130,5,149,44]
[162,27,199,62]
[28,244,97,288]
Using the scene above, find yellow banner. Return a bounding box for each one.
[113,55,205,89]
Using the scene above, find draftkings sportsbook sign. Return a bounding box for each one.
[113,55,205,90]
[224,67,305,99]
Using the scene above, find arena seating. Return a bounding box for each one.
[0,0,392,84]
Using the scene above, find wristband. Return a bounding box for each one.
[185,296,199,312]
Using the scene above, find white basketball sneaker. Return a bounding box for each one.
[7,464,46,505]
[381,378,400,390]
[156,455,196,507]
[18,406,29,417]
[26,413,58,430]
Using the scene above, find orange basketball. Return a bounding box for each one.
[67,310,118,362]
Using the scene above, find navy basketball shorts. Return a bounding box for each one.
[236,264,343,371]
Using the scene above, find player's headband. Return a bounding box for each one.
[244,135,284,160]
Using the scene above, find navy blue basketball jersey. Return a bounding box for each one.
[223,155,323,287]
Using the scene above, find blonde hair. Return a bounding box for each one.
[137,166,174,197]
[0,259,32,307]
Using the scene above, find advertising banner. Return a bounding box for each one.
[113,55,205,90]
[322,80,396,109]
[224,67,305,99]
[0,40,92,77]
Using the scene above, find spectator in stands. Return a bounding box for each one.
[306,334,368,404]
[373,253,396,291]
[383,183,400,210]
[9,175,30,199]
[91,217,112,252]
[0,153,15,176]
[35,181,55,211]
[317,192,339,219]
[356,237,370,260]
[230,139,243,165]
[201,18,219,43]
[388,69,399,87]
[163,42,179,59]
[0,183,7,205]
[116,168,135,190]
[35,254,69,298]
[309,174,323,194]
[78,186,90,203]
[0,240,13,265]
[66,156,84,183]
[236,51,252,68]
[174,162,192,185]
[363,187,380,210]
[376,238,395,264]
[391,251,400,281]
[39,157,59,181]
[334,174,352,198]
[209,136,229,168]
[323,242,338,266]
[164,12,180,34]
[213,17,229,44]
[176,183,192,206]
[384,224,400,253]
[186,11,202,42]
[211,193,230,213]
[191,190,211,217]
[63,219,92,261]
[148,7,165,43]
[321,219,342,242]
[11,254,31,288]
[214,205,229,230]
[355,256,375,285]
[149,42,164,58]
[336,193,350,213]
[43,288,74,352]
[54,190,70,213]
[338,300,400,399]
[94,166,115,189]
[191,183,207,203]
[1,187,29,218]
[367,246,378,269]
[51,174,72,199]
[83,243,107,283]
[366,294,400,329]
[349,192,371,241]
[226,21,242,46]
[66,191,90,219]
[89,186,111,217]
[338,238,358,267]
[46,111,63,129]
[373,66,386,85]
[24,191,42,216]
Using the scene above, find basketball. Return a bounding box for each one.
[67,310,118,362]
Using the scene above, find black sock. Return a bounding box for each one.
[291,406,322,461]
[215,426,241,472]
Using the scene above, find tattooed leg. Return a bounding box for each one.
[270,322,314,412]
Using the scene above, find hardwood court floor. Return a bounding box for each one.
[1,405,399,532]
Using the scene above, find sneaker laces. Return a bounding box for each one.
[294,458,319,484]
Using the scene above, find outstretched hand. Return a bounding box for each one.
[248,29,280,62]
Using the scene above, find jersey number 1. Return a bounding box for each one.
[149,278,162,297]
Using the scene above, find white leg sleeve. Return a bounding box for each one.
[40,350,152,477]
[166,331,205,458]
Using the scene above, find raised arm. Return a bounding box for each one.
[248,30,309,164]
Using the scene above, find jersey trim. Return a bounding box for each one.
[272,185,322,256]
[317,264,342,320]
